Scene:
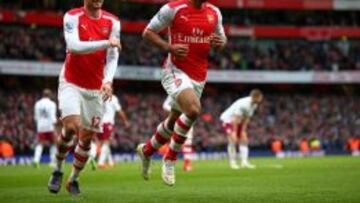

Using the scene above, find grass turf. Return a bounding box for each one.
[0,156,359,203]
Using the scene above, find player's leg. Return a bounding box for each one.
[226,125,239,169]
[48,81,81,194]
[98,124,112,168]
[239,133,255,169]
[137,109,180,180]
[107,143,114,167]
[182,127,193,172]
[49,132,57,168]
[98,140,109,168]
[88,140,98,170]
[48,115,80,194]
[33,137,44,168]
[162,88,201,186]
[65,91,103,195]
[66,128,94,195]
[56,116,80,171]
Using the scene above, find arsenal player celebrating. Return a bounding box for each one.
[48,0,121,195]
[137,0,226,186]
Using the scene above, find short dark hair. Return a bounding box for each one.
[250,89,263,98]
[43,89,52,98]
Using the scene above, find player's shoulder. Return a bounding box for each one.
[235,96,249,105]
[166,0,188,9]
[102,10,120,22]
[112,95,119,101]
[65,7,84,16]
[204,3,221,13]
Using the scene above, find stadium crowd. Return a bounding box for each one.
[0,89,358,154]
[1,26,360,71]
[1,1,360,27]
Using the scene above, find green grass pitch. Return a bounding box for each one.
[0,156,359,203]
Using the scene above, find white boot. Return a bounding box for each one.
[136,143,151,180]
[162,159,176,186]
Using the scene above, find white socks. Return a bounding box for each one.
[98,144,110,165]
[49,145,57,165]
[239,144,249,164]
[33,144,43,163]
[89,142,97,160]
[227,144,237,164]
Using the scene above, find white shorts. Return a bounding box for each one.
[58,73,103,132]
[161,64,206,112]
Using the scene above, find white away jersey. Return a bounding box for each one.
[102,95,122,124]
[220,96,257,123]
[34,98,57,133]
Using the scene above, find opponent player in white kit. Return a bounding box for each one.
[220,89,263,169]
[163,96,194,172]
[48,0,121,195]
[33,89,57,168]
[97,95,129,168]
[136,0,226,186]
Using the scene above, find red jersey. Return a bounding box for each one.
[62,7,120,90]
[146,0,225,82]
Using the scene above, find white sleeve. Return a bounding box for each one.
[103,20,120,84]
[51,102,57,124]
[146,4,175,32]
[214,7,226,39]
[64,13,110,54]
[113,96,122,111]
[34,102,39,122]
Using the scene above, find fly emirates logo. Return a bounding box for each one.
[175,28,210,44]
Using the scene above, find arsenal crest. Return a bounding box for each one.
[207,14,214,23]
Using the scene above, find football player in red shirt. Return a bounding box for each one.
[136,0,226,186]
[48,0,121,195]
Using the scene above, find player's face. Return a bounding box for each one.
[84,0,104,10]
[253,95,263,104]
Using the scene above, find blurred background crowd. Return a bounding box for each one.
[1,26,360,71]
[0,0,359,157]
[0,87,359,154]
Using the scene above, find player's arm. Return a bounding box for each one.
[142,5,188,58]
[113,96,130,128]
[117,110,130,129]
[63,13,120,54]
[51,103,58,125]
[34,103,39,122]
[210,7,227,50]
[101,21,121,101]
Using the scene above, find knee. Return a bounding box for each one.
[186,102,201,119]
[79,130,94,146]
[63,121,81,137]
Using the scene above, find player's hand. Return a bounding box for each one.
[124,121,131,130]
[210,34,226,50]
[109,38,122,50]
[101,82,112,102]
[169,44,189,58]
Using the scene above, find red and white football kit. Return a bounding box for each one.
[97,95,122,141]
[220,96,258,137]
[147,0,226,111]
[58,7,120,132]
